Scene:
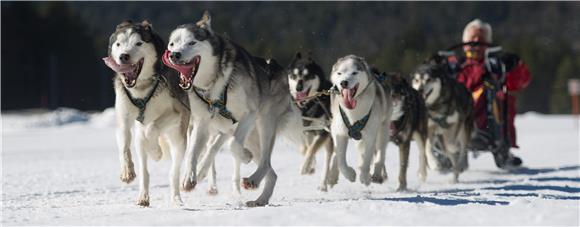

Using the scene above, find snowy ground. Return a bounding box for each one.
[2,108,579,225]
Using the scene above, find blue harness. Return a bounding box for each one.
[339,107,371,140]
[192,86,237,124]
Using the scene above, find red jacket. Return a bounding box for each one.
[456,56,531,148]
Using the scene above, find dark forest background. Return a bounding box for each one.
[2,1,579,113]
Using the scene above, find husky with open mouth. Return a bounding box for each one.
[103,20,190,206]
[410,56,474,183]
[287,52,338,191]
[329,55,393,186]
[164,11,301,207]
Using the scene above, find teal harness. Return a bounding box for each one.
[339,107,371,140]
[123,78,160,124]
[192,86,237,124]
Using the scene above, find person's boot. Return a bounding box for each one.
[492,144,522,169]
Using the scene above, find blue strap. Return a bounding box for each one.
[193,86,237,124]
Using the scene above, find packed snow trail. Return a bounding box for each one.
[2,109,579,225]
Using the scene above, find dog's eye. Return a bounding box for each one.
[352,71,358,76]
[337,72,342,75]
[188,41,196,46]
[136,42,143,46]
[116,43,120,47]
[169,42,174,47]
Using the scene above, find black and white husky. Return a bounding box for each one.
[102,20,190,206]
[287,52,338,191]
[411,57,474,183]
[329,55,393,186]
[163,11,300,207]
[373,69,428,190]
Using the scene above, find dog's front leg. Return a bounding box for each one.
[117,117,136,184]
[134,125,150,207]
[371,127,388,184]
[197,133,228,195]
[181,120,209,191]
[333,134,356,182]
[242,116,277,190]
[396,141,410,191]
[165,126,186,206]
[301,135,326,175]
[319,136,335,191]
[414,132,428,182]
[358,135,376,186]
[230,112,256,164]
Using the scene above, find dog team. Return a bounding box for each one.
[102,11,481,207]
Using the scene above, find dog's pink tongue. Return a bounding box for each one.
[162,50,193,76]
[295,91,307,100]
[341,88,357,109]
[102,56,134,73]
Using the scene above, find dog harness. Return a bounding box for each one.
[123,78,160,124]
[192,86,237,124]
[339,107,371,140]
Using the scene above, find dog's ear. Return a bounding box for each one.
[306,50,314,62]
[141,20,153,30]
[196,10,212,31]
[116,20,133,31]
[295,52,302,60]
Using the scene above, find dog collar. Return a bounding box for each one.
[123,77,160,124]
[339,106,371,140]
[192,85,237,124]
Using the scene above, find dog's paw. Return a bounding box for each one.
[246,200,268,207]
[418,170,427,183]
[300,165,316,175]
[241,149,253,164]
[120,163,136,184]
[342,167,356,182]
[172,195,184,207]
[318,184,328,192]
[207,186,218,196]
[449,175,459,184]
[370,174,385,184]
[181,173,197,192]
[359,172,371,186]
[396,184,407,192]
[137,194,150,207]
[148,148,163,162]
[241,177,260,190]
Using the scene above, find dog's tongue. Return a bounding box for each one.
[295,91,308,100]
[102,56,134,73]
[341,88,357,109]
[162,50,194,76]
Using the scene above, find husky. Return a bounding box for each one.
[329,55,393,186]
[410,57,474,183]
[287,52,338,191]
[163,11,300,207]
[373,69,429,190]
[102,20,190,206]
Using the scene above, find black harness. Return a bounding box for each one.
[123,77,160,123]
[339,107,371,140]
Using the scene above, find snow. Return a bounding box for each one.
[2,109,579,225]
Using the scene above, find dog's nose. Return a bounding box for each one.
[296,80,304,92]
[340,80,349,89]
[170,52,181,61]
[119,54,130,63]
